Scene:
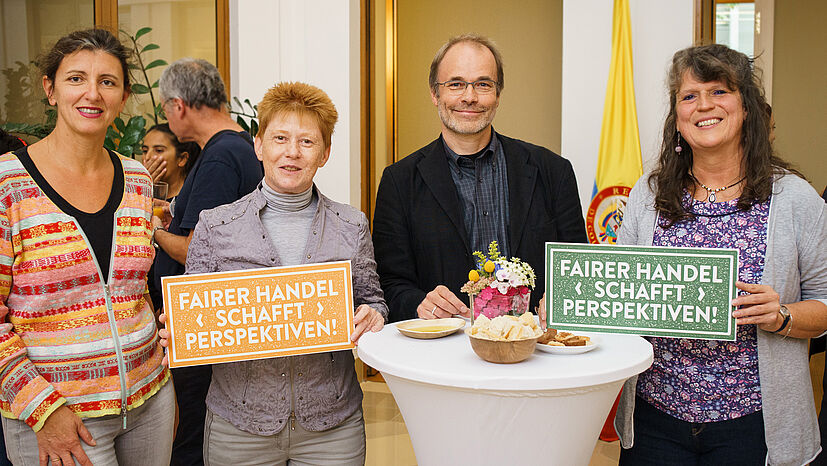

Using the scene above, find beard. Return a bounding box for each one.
[437,100,497,135]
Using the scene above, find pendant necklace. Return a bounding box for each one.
[689,171,746,203]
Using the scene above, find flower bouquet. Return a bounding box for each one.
[460,241,536,323]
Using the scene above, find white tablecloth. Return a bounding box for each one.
[358,320,653,465]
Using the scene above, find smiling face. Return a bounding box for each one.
[675,71,745,158]
[43,49,128,138]
[430,41,500,137]
[254,112,331,194]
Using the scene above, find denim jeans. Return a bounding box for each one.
[2,381,175,466]
[203,407,365,466]
[619,396,767,465]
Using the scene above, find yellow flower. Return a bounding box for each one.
[484,261,495,273]
[468,270,480,282]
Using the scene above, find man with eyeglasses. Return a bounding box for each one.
[373,34,587,323]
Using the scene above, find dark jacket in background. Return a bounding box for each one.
[372,132,588,322]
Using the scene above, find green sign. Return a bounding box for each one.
[546,243,738,341]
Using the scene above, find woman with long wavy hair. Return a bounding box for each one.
[615,44,827,465]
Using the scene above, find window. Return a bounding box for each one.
[715,2,755,56]
[0,0,228,142]
[118,0,218,127]
[0,0,94,135]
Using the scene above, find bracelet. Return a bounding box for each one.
[782,313,793,339]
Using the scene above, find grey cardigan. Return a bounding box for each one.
[185,185,389,435]
[614,173,827,466]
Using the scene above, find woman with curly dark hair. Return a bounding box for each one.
[615,44,827,465]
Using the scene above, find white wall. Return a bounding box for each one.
[562,0,694,215]
[229,0,361,207]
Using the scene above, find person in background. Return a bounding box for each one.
[141,123,200,311]
[0,128,26,466]
[159,81,386,465]
[614,44,827,465]
[372,34,587,323]
[142,122,200,202]
[0,28,172,466]
[153,57,263,466]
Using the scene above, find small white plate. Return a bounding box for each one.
[396,318,466,339]
[536,334,600,355]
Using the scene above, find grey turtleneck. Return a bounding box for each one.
[259,183,318,266]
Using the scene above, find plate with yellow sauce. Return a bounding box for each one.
[396,318,466,339]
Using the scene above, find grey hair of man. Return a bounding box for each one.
[428,34,504,97]
[159,58,228,110]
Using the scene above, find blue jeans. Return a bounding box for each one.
[619,397,767,465]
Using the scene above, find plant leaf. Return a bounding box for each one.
[131,83,150,94]
[250,120,259,137]
[134,27,152,41]
[233,97,243,109]
[236,116,249,132]
[114,117,126,133]
[125,115,147,132]
[141,43,160,53]
[106,126,121,140]
[144,59,168,70]
[128,63,142,71]
[151,80,159,88]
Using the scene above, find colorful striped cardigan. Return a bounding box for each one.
[0,151,169,431]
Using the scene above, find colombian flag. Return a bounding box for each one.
[592,0,643,442]
[586,0,643,246]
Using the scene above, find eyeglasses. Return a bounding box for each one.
[435,79,499,95]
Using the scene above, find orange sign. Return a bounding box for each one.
[161,261,354,368]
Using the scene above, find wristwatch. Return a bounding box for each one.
[772,305,790,333]
[151,225,163,249]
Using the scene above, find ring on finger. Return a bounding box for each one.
[430,305,437,317]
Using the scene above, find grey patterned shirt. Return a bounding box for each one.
[443,132,510,257]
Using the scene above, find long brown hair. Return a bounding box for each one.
[649,44,800,225]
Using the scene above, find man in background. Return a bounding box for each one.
[372,34,587,323]
[154,58,263,466]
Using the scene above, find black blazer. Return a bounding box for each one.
[372,133,588,322]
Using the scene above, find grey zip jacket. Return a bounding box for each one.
[185,185,388,435]
[614,172,827,466]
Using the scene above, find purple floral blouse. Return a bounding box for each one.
[636,193,770,423]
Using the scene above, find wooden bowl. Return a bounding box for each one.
[465,328,538,364]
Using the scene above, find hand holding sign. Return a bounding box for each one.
[731,281,782,331]
[351,304,385,344]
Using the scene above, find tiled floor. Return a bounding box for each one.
[361,380,620,465]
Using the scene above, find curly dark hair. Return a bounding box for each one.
[649,44,799,225]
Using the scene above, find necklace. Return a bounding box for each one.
[689,171,746,203]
